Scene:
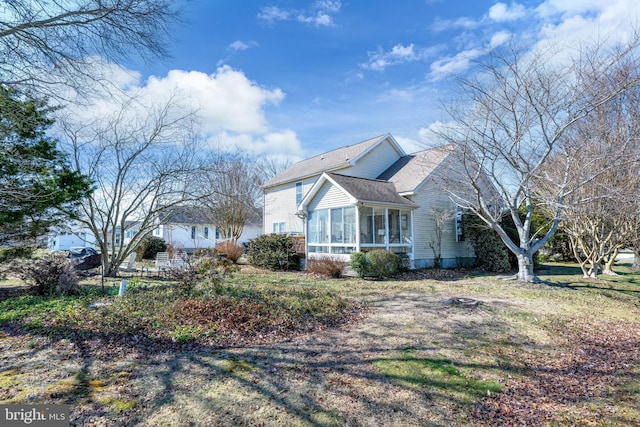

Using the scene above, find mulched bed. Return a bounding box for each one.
[473,321,640,426]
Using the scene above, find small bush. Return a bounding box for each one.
[350,252,371,278]
[248,234,299,270]
[137,236,167,260]
[307,256,346,278]
[0,246,34,262]
[367,249,401,277]
[216,240,245,264]
[17,253,80,296]
[166,254,237,296]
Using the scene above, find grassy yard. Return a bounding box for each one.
[0,263,639,426]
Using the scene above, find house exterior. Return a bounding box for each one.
[48,223,97,251]
[152,207,262,252]
[263,134,474,268]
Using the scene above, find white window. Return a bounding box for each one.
[272,222,285,233]
[295,182,303,205]
[455,208,464,242]
[204,227,209,239]
[191,226,196,239]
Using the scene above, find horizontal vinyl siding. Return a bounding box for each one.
[348,140,403,179]
[309,182,351,210]
[410,181,473,265]
[263,176,317,234]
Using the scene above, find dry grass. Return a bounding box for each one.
[1,263,639,426]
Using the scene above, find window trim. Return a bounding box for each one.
[295,181,303,205]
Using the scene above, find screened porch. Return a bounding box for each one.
[306,205,413,259]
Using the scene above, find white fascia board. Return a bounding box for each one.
[348,133,406,166]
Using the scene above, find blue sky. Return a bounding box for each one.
[104,0,639,160]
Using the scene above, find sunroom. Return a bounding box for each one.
[298,172,417,262]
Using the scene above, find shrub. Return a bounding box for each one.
[307,256,346,278]
[17,253,80,295]
[350,252,371,278]
[215,240,245,264]
[137,236,167,260]
[367,249,401,277]
[462,214,511,273]
[248,234,299,270]
[0,246,34,262]
[166,254,237,296]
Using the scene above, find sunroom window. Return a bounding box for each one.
[308,206,355,254]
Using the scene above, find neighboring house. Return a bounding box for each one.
[48,223,96,251]
[263,134,475,268]
[240,207,264,244]
[153,207,262,251]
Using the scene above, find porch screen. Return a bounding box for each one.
[308,209,328,243]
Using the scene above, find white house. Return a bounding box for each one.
[263,134,475,268]
[152,207,262,252]
[48,223,97,251]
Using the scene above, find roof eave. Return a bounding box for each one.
[356,199,418,209]
[262,164,351,189]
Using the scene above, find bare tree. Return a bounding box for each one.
[0,0,180,95]
[59,93,206,276]
[427,207,454,269]
[256,155,294,183]
[556,76,640,278]
[432,36,640,282]
[199,152,262,241]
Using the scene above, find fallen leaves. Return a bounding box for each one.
[473,320,640,426]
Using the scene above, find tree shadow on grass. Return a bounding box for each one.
[1,291,638,426]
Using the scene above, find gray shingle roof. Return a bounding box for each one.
[326,173,417,208]
[262,134,390,188]
[377,144,455,193]
[160,207,211,224]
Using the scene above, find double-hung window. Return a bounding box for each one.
[295,182,303,205]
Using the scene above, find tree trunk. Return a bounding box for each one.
[516,252,537,282]
[602,247,620,276]
[633,246,640,270]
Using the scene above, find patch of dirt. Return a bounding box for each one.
[472,321,640,426]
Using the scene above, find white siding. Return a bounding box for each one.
[309,182,351,210]
[161,223,217,251]
[263,176,317,234]
[410,177,473,268]
[347,139,403,179]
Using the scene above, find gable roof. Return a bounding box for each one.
[262,134,405,188]
[300,172,417,210]
[159,206,212,225]
[377,144,456,194]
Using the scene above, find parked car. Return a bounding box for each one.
[67,247,102,271]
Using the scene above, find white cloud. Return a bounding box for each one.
[489,30,512,48]
[141,66,284,134]
[228,40,258,52]
[257,6,290,25]
[207,130,303,157]
[431,16,480,32]
[429,47,484,80]
[58,63,302,157]
[361,43,439,72]
[258,1,342,27]
[489,2,526,22]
